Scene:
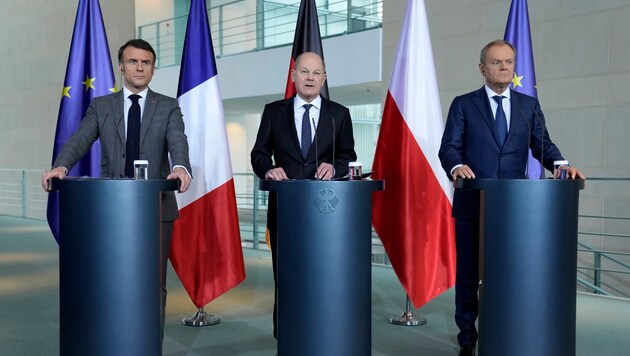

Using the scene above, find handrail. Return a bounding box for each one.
[0,168,48,219]
[2,169,629,299]
[577,277,611,295]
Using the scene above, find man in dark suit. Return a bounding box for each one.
[41,39,192,340]
[438,39,584,356]
[250,51,357,338]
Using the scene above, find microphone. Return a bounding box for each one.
[530,104,546,179]
[331,115,336,178]
[312,117,319,178]
[515,105,534,178]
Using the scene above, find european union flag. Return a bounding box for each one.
[47,0,115,242]
[503,0,542,179]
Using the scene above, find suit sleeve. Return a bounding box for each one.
[165,101,192,176]
[439,96,465,180]
[53,101,101,171]
[250,104,276,179]
[332,106,357,178]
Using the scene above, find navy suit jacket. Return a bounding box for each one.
[54,89,191,221]
[251,95,357,180]
[439,87,564,221]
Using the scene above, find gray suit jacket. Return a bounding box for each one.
[54,89,191,221]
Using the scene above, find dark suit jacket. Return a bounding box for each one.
[251,95,357,180]
[54,89,191,221]
[439,87,564,221]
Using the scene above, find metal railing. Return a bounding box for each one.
[0,169,48,220]
[2,169,629,298]
[138,0,383,68]
[575,178,630,298]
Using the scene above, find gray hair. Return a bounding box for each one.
[480,39,516,64]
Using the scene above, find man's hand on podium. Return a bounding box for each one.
[265,167,289,181]
[556,166,585,180]
[169,167,192,193]
[452,165,476,181]
[41,166,68,192]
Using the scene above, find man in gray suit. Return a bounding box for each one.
[41,39,192,339]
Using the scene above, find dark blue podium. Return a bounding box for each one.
[50,178,178,356]
[260,179,384,356]
[456,179,585,356]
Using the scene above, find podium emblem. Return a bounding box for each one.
[313,189,339,214]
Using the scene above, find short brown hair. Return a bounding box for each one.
[118,39,156,64]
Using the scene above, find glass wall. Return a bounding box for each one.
[139,0,383,68]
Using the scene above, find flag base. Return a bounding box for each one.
[182,308,220,327]
[389,310,427,326]
[388,296,427,326]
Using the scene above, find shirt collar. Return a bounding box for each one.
[123,86,149,100]
[294,95,322,111]
[484,85,511,99]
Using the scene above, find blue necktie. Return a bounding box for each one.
[125,94,141,178]
[493,95,507,146]
[301,104,313,158]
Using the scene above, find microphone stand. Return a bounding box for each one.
[312,118,319,176]
[331,115,336,178]
[531,104,546,179]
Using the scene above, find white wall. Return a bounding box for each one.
[0,0,135,170]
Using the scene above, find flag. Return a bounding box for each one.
[171,0,245,308]
[371,0,456,308]
[284,0,328,99]
[47,0,115,242]
[504,0,541,179]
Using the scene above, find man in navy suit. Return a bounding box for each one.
[250,52,357,338]
[439,39,584,356]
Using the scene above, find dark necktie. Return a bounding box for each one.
[493,95,508,146]
[125,94,141,178]
[301,104,313,158]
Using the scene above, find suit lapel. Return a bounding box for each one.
[114,91,125,146]
[508,90,526,144]
[316,98,332,156]
[472,87,502,147]
[284,97,304,158]
[141,89,158,147]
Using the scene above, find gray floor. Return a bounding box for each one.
[1,215,629,355]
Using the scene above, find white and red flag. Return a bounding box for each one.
[371,0,456,308]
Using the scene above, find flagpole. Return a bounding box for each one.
[172,0,246,326]
[388,295,427,326]
[182,307,221,327]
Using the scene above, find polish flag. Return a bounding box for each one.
[371,0,456,308]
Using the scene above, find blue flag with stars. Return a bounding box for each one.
[503,0,542,179]
[47,0,115,242]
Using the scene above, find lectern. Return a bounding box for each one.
[50,178,178,356]
[260,179,384,356]
[455,179,584,356]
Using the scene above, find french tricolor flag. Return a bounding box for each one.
[171,0,245,308]
[371,0,456,308]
